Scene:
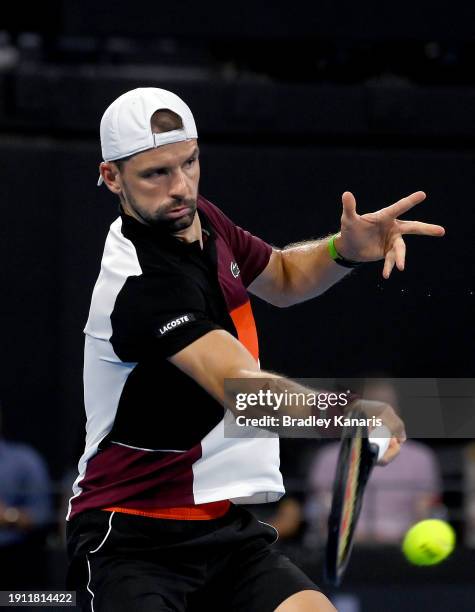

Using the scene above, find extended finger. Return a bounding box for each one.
[394,236,406,271]
[397,220,445,236]
[382,191,426,219]
[341,191,358,219]
[382,250,396,279]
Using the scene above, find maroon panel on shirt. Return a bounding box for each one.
[69,443,202,519]
[198,196,273,291]
[197,196,270,360]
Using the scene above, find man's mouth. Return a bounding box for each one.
[167,206,193,219]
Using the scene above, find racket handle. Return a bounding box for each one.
[368,425,391,461]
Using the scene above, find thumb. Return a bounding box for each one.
[341,191,357,218]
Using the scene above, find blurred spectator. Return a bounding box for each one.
[306,439,443,545]
[0,401,52,588]
[463,441,475,547]
[305,381,444,545]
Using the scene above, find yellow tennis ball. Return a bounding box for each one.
[402,519,455,566]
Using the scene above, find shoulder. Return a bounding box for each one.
[197,194,224,219]
[198,194,235,236]
[113,271,205,321]
[107,216,129,244]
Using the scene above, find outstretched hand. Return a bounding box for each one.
[335,191,445,278]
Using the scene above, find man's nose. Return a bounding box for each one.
[169,169,188,199]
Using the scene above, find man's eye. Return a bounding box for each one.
[185,157,196,166]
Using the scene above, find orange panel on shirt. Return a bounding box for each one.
[229,300,259,361]
[103,500,231,520]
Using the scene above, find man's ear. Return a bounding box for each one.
[99,162,122,194]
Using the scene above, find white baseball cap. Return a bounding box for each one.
[97,87,198,186]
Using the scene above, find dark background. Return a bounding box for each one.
[0,2,474,607]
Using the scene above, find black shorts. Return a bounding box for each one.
[66,504,320,612]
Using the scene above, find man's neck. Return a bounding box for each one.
[171,211,203,248]
[121,204,204,249]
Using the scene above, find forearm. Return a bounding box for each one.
[170,330,403,443]
[279,235,352,306]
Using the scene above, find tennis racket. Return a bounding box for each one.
[324,409,390,586]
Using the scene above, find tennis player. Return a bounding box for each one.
[66,88,445,611]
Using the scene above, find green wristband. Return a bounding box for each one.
[328,234,362,269]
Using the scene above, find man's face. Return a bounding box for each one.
[113,139,200,233]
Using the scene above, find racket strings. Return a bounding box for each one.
[337,435,362,565]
